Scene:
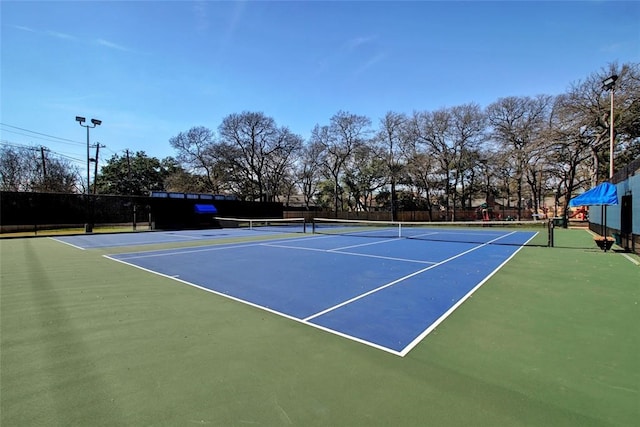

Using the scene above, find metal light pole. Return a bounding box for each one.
[75,116,101,232]
[602,75,617,179]
[601,75,617,251]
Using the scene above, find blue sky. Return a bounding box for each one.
[1,1,639,173]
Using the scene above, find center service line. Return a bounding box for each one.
[302,231,517,322]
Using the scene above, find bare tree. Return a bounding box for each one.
[0,146,29,191]
[311,111,372,215]
[402,138,440,220]
[375,111,410,220]
[218,112,302,202]
[560,62,640,184]
[34,154,81,193]
[296,141,324,210]
[486,95,552,219]
[542,63,639,225]
[0,145,80,192]
[450,104,487,213]
[413,103,486,220]
[544,94,590,223]
[263,127,303,203]
[169,126,224,192]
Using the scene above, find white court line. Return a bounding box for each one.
[104,229,533,357]
[51,231,206,250]
[163,233,207,240]
[399,238,530,356]
[102,253,406,357]
[260,243,436,265]
[427,230,504,236]
[303,231,518,322]
[329,238,400,251]
[584,229,640,265]
[103,255,305,321]
[116,243,259,259]
[331,250,436,265]
[621,253,640,266]
[110,234,322,260]
[49,237,86,250]
[67,236,205,249]
[408,231,439,239]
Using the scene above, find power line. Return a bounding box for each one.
[0,122,84,145]
[1,135,116,170]
[0,139,39,149]
[1,139,85,164]
[0,128,85,147]
[54,152,85,164]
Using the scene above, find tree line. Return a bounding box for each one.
[2,62,638,221]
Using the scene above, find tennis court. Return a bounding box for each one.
[2,222,638,426]
[52,219,307,249]
[104,220,539,355]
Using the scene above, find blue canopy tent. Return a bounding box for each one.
[569,182,618,207]
[569,182,618,251]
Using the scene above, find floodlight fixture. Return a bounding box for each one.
[75,116,86,124]
[602,74,618,91]
[91,118,102,126]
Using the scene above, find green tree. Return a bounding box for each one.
[95,151,173,195]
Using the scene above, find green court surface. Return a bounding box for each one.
[1,228,638,426]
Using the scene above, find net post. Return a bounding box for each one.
[398,223,402,238]
[547,219,554,247]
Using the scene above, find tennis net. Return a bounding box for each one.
[312,218,553,247]
[214,217,307,234]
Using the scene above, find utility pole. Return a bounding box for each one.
[125,149,132,193]
[92,143,105,194]
[40,146,47,180]
[124,149,137,230]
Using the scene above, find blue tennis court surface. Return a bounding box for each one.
[51,228,302,249]
[104,229,537,356]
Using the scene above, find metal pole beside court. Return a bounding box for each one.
[602,75,617,252]
[75,116,101,233]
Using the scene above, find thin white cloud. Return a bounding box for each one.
[224,0,247,43]
[193,0,209,34]
[311,35,384,79]
[13,25,36,32]
[354,52,387,76]
[345,36,376,51]
[47,30,76,40]
[95,38,133,52]
[14,24,132,53]
[217,0,247,57]
[600,42,623,53]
